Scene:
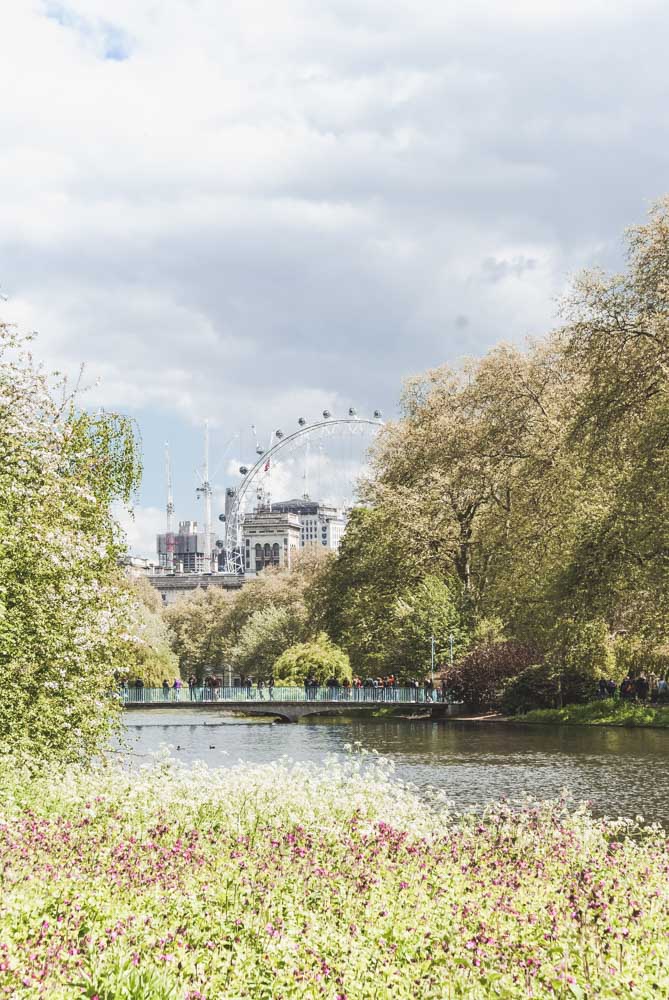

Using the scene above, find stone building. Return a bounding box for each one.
[269,499,347,551]
[241,509,301,573]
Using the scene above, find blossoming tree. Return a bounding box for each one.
[0,325,141,763]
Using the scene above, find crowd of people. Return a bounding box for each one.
[598,673,669,703]
[121,674,451,703]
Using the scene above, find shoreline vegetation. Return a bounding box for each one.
[1,757,668,999]
[512,699,669,729]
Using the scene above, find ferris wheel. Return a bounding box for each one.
[222,409,383,574]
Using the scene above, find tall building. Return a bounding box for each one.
[269,499,347,552]
[156,520,219,573]
[242,509,301,573]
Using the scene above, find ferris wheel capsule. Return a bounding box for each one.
[275,429,284,439]
[298,416,307,426]
[256,446,265,455]
[373,409,382,419]
[239,465,249,475]
[322,409,331,419]
[348,407,357,417]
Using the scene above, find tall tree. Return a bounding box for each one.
[0,327,141,763]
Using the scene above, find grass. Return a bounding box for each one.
[516,698,669,728]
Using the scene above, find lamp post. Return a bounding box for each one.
[449,632,454,667]
[430,635,436,682]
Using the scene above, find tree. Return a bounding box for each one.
[389,575,467,677]
[308,506,422,675]
[545,618,613,707]
[229,604,305,680]
[164,588,234,682]
[553,197,669,639]
[164,552,320,680]
[120,578,180,687]
[0,326,141,764]
[273,633,351,686]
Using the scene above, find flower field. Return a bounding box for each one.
[0,754,668,999]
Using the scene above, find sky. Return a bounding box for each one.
[2,0,668,557]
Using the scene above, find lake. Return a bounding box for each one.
[121,709,669,825]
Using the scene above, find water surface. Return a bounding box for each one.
[121,709,669,825]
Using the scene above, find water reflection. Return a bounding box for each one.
[121,711,669,825]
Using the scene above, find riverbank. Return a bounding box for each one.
[515,699,669,728]
[1,757,668,999]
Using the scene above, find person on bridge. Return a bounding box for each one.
[188,675,197,700]
[268,675,275,700]
[162,679,170,701]
[305,675,317,700]
[257,677,265,700]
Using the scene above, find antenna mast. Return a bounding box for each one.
[165,442,175,572]
[197,421,213,573]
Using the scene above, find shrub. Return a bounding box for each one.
[443,641,541,710]
[501,663,560,715]
[273,632,351,685]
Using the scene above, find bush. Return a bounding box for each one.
[501,663,560,715]
[443,641,541,710]
[273,632,351,685]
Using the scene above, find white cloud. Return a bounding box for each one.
[116,503,164,560]
[2,0,668,528]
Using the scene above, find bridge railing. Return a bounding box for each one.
[119,686,441,705]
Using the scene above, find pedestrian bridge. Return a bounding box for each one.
[121,686,460,724]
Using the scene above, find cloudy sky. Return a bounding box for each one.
[2,0,668,556]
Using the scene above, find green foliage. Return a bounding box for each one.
[308,506,421,675]
[0,325,142,764]
[517,699,669,728]
[230,604,305,680]
[164,588,233,682]
[165,554,319,681]
[273,632,351,685]
[501,663,560,715]
[390,574,467,676]
[120,578,180,687]
[546,618,613,706]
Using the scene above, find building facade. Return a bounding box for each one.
[269,499,347,552]
[241,509,301,573]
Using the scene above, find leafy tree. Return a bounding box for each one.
[273,633,351,686]
[120,578,180,687]
[545,618,613,707]
[229,604,305,680]
[308,506,421,674]
[500,663,560,715]
[164,553,320,680]
[0,326,141,764]
[389,575,467,678]
[164,589,235,682]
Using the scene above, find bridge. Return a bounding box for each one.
[121,686,462,723]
